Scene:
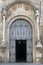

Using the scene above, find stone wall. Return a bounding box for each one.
[0,0,43,63]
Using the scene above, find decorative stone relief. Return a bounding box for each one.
[8,3,31,17]
[24,4,31,11]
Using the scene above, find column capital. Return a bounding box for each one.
[2,7,7,16]
[34,9,40,17]
[1,40,6,49]
[36,40,42,48]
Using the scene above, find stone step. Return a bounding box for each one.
[0,63,43,65]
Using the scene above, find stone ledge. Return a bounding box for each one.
[36,47,43,52]
[0,63,43,65]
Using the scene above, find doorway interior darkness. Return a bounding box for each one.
[9,19,33,63]
[16,40,26,62]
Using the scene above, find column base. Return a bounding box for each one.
[36,40,42,48]
[1,40,6,49]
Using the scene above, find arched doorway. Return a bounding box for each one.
[9,19,33,63]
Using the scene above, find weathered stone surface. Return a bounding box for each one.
[0,0,43,63]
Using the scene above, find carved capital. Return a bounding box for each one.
[1,40,6,49]
[2,7,7,16]
[34,9,40,17]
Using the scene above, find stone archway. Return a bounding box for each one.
[1,0,41,63]
[9,19,33,63]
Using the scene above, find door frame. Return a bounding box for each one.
[7,15,36,63]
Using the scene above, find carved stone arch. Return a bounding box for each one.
[3,0,37,63]
[6,15,36,63]
[1,0,41,63]
[6,0,39,10]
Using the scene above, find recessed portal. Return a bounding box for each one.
[9,19,33,63]
[16,40,26,62]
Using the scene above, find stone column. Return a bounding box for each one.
[1,8,7,48]
[35,9,42,47]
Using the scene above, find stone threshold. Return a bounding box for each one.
[0,63,43,65]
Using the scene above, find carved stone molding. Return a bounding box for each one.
[1,0,40,11]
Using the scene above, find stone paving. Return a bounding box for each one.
[0,63,43,65]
